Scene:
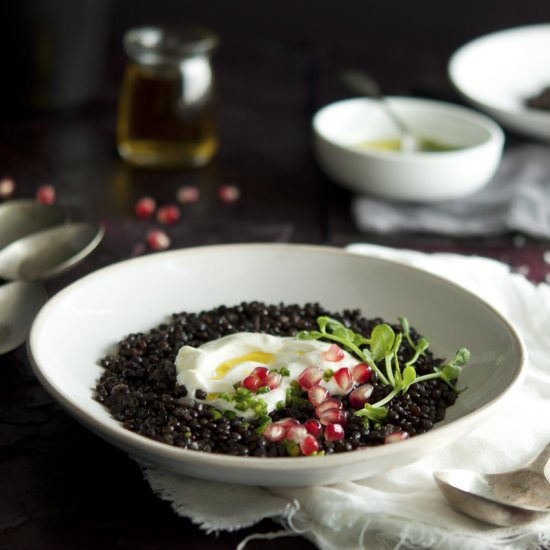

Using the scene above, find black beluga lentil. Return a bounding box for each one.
[95,302,458,457]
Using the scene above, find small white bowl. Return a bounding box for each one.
[312,97,504,202]
[449,23,550,141]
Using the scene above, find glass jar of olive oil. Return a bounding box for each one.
[117,27,219,168]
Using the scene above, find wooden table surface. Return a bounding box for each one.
[2,2,550,548]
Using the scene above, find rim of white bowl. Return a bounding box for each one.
[27,243,526,474]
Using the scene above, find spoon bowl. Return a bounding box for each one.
[434,442,550,526]
[0,281,48,354]
[0,199,66,250]
[0,222,105,281]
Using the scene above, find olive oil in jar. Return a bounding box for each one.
[117,27,219,169]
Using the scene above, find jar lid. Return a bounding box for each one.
[123,26,219,65]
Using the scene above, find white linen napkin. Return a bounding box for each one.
[139,244,550,550]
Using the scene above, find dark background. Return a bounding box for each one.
[2,1,550,548]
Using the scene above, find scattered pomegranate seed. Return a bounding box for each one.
[315,398,344,416]
[263,423,286,442]
[217,184,240,203]
[384,431,410,444]
[241,374,262,392]
[275,418,301,429]
[176,185,200,204]
[352,363,373,384]
[286,424,308,444]
[348,383,374,409]
[135,196,157,218]
[324,423,345,441]
[156,204,181,225]
[303,418,322,437]
[308,384,329,406]
[298,366,323,389]
[333,367,353,392]
[0,177,15,199]
[146,229,171,250]
[35,184,55,205]
[322,343,345,362]
[266,371,282,390]
[300,434,320,455]
[252,366,269,381]
[319,408,347,426]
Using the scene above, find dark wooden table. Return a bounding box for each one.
[2,2,550,548]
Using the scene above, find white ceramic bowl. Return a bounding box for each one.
[28,244,525,487]
[312,97,504,202]
[449,24,550,141]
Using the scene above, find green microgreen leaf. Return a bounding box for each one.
[323,368,334,382]
[370,323,395,362]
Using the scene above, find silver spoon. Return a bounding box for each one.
[0,199,66,250]
[434,442,550,526]
[0,281,48,354]
[340,69,419,151]
[0,222,104,281]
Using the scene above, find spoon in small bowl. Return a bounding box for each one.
[434,442,550,526]
[340,69,419,152]
[0,222,104,281]
[0,281,48,354]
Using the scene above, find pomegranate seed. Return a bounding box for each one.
[146,229,171,250]
[176,185,200,204]
[319,408,347,426]
[286,424,308,443]
[384,431,410,444]
[263,423,286,442]
[266,371,282,390]
[352,363,373,384]
[348,383,374,409]
[298,366,323,389]
[303,418,322,437]
[252,366,269,381]
[135,196,156,218]
[300,434,320,456]
[308,384,329,406]
[0,177,15,199]
[315,398,344,416]
[324,423,345,441]
[156,204,181,225]
[35,184,55,205]
[322,343,345,362]
[275,418,301,429]
[333,367,353,392]
[217,184,240,203]
[241,374,262,392]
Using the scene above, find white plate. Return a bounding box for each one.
[449,24,550,141]
[28,244,526,486]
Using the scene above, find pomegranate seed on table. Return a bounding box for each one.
[135,196,157,218]
[176,185,200,204]
[146,229,171,250]
[352,363,373,384]
[286,424,308,443]
[156,204,181,224]
[35,184,55,205]
[322,343,344,362]
[348,383,374,409]
[252,366,269,381]
[0,177,15,199]
[315,398,344,416]
[384,431,410,444]
[298,366,323,389]
[308,384,329,406]
[324,423,345,442]
[333,367,353,392]
[300,434,320,455]
[303,418,322,437]
[265,371,282,389]
[319,408,347,426]
[217,184,240,203]
[241,374,262,392]
[263,423,286,442]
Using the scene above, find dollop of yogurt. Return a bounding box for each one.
[175,332,360,419]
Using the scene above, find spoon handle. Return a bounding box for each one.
[524,442,550,475]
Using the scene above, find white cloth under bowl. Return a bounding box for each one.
[139,244,550,550]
